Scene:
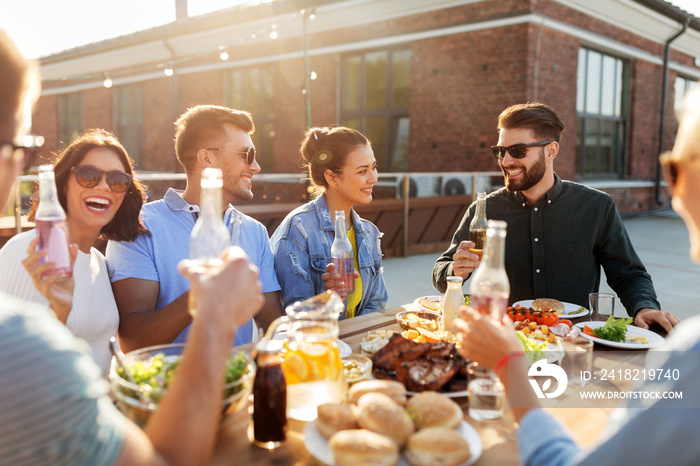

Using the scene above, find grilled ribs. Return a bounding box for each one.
[370,333,467,392]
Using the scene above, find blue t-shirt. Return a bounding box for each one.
[106,188,280,345]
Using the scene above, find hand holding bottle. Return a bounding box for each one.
[322,262,359,300]
[451,240,481,280]
[22,235,78,322]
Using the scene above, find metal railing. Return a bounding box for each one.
[10,171,502,247]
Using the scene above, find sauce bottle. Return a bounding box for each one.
[442,276,464,333]
[252,339,287,449]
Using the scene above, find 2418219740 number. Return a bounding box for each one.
[598,368,680,381]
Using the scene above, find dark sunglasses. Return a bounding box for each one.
[0,134,44,172]
[71,165,133,193]
[490,141,553,160]
[206,146,256,165]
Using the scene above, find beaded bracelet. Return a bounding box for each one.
[494,351,525,373]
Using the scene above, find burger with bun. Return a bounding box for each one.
[316,403,359,438]
[329,429,399,466]
[406,391,463,430]
[355,392,414,446]
[348,379,407,405]
[531,298,565,313]
[404,427,471,466]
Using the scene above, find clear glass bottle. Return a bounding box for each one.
[252,339,287,449]
[229,210,243,247]
[35,164,72,278]
[330,210,354,295]
[469,219,509,321]
[188,168,229,315]
[468,192,488,260]
[442,276,464,333]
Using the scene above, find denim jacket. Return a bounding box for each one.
[270,194,388,319]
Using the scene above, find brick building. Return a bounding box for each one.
[32,0,700,213]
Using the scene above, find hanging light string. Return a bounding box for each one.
[41,8,317,87]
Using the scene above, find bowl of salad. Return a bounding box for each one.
[109,343,255,427]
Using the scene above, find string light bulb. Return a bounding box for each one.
[309,71,317,80]
[102,73,113,88]
[164,67,174,77]
[219,48,229,61]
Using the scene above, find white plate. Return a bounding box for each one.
[413,295,442,312]
[513,299,590,318]
[303,419,483,466]
[407,386,469,398]
[337,340,352,358]
[574,321,665,349]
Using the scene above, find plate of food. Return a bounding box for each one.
[413,295,442,312]
[574,319,665,349]
[370,333,469,397]
[513,298,589,318]
[303,419,482,466]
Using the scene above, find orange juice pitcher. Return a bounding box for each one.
[263,290,346,421]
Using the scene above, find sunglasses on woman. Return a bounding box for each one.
[490,141,553,160]
[71,165,133,193]
[206,146,256,165]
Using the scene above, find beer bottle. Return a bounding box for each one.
[469,192,488,260]
[442,276,464,334]
[330,210,355,295]
[469,220,509,321]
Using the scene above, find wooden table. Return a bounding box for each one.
[210,304,655,465]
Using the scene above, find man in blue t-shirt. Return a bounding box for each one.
[106,105,284,352]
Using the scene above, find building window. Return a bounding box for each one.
[58,93,82,147]
[674,76,698,114]
[341,48,411,172]
[114,84,144,166]
[226,66,275,170]
[575,48,628,178]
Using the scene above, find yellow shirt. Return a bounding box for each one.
[345,226,363,318]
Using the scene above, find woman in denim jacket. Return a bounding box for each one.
[271,126,388,319]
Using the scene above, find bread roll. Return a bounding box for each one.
[348,379,407,405]
[355,392,414,446]
[406,391,463,430]
[532,298,565,313]
[404,427,471,466]
[316,403,358,439]
[329,429,399,466]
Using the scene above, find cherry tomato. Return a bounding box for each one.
[525,310,537,322]
[507,309,516,320]
[535,312,544,325]
[560,319,573,328]
[541,313,558,327]
[514,312,526,322]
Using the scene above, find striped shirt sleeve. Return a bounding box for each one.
[0,294,125,466]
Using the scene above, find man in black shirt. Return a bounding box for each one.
[432,102,679,331]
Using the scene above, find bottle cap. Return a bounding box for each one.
[447,276,463,284]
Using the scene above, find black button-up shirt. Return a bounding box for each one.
[432,174,660,317]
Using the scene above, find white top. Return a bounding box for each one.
[0,230,119,373]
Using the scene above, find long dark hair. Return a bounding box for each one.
[29,129,148,241]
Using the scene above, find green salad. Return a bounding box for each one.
[516,331,550,364]
[593,316,633,342]
[118,351,249,402]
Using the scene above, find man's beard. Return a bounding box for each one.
[503,149,546,192]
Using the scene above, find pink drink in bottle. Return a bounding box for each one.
[331,210,354,295]
[35,165,72,278]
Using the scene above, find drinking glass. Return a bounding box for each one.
[467,363,505,420]
[589,292,615,321]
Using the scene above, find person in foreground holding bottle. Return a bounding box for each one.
[271,126,387,319]
[432,102,679,332]
[0,29,264,466]
[0,128,147,373]
[453,88,700,465]
[106,105,283,351]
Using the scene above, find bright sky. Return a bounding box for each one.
[0,0,250,59]
[1,0,699,59]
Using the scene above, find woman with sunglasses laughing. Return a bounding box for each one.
[0,128,147,373]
